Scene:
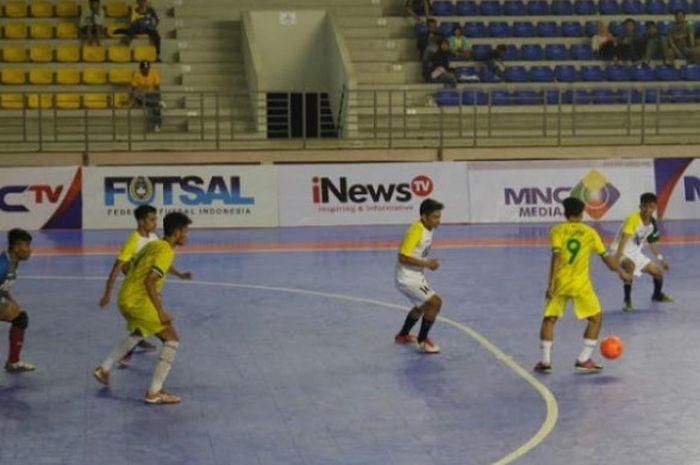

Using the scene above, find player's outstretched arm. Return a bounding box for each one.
[398,253,439,271]
[613,233,631,264]
[168,265,192,280]
[649,242,670,271]
[601,254,631,282]
[99,259,127,308]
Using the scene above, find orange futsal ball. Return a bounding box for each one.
[600,335,624,360]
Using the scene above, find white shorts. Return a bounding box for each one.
[619,248,652,277]
[396,276,437,307]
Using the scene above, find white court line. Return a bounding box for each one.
[25,274,558,465]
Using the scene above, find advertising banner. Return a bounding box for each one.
[82,166,278,229]
[0,167,82,230]
[468,159,655,223]
[654,158,700,220]
[278,162,470,226]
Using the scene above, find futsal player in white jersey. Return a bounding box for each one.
[394,198,443,353]
[610,192,672,311]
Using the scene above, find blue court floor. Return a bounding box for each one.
[1,221,699,465]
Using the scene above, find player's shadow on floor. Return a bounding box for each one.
[0,385,32,417]
[572,374,623,385]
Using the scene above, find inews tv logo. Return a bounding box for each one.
[312,175,434,204]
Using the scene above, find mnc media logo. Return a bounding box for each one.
[570,169,620,219]
[312,175,433,204]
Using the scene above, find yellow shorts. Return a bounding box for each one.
[118,299,165,338]
[543,292,601,320]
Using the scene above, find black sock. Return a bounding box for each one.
[653,278,663,298]
[399,314,419,336]
[624,283,632,303]
[417,318,435,343]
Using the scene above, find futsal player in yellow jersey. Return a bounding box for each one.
[535,197,630,374]
[394,198,443,354]
[93,212,191,404]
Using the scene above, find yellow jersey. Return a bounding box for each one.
[131,69,160,92]
[117,239,174,310]
[396,220,433,282]
[611,211,660,254]
[549,221,607,296]
[116,230,158,263]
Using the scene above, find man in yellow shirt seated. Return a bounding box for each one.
[131,60,163,132]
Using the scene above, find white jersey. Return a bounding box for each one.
[611,211,660,255]
[395,220,434,282]
[117,231,159,263]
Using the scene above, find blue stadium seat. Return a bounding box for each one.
[584,21,597,36]
[591,88,617,103]
[570,43,593,60]
[536,21,559,37]
[626,89,643,103]
[521,44,544,60]
[552,0,574,14]
[555,65,577,82]
[471,44,493,60]
[662,87,692,103]
[432,1,454,16]
[682,64,700,80]
[622,0,643,13]
[490,90,512,105]
[644,88,661,103]
[545,44,568,60]
[461,90,488,105]
[489,21,511,37]
[514,89,542,105]
[563,89,592,104]
[630,64,655,81]
[454,66,478,77]
[504,0,526,15]
[606,65,630,81]
[505,66,529,82]
[439,22,457,37]
[561,21,584,37]
[480,1,502,15]
[504,44,520,60]
[527,0,550,14]
[636,20,647,35]
[693,87,700,102]
[436,90,459,106]
[646,0,668,14]
[414,22,428,37]
[529,65,555,82]
[464,22,487,37]
[479,69,501,82]
[455,1,478,16]
[694,0,700,13]
[656,65,681,80]
[513,21,536,37]
[581,65,604,81]
[656,20,671,35]
[545,89,561,104]
[599,0,621,13]
[608,21,623,36]
[574,0,596,14]
[668,0,689,13]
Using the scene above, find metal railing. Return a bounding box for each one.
[1,87,700,152]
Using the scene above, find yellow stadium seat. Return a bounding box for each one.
[83,93,108,109]
[30,2,53,17]
[107,45,130,62]
[1,69,25,85]
[56,44,80,62]
[82,45,106,62]
[29,45,53,62]
[108,68,132,84]
[56,0,79,17]
[4,23,28,39]
[1,94,24,109]
[56,68,80,85]
[105,1,128,17]
[29,68,53,85]
[4,1,27,17]
[27,93,53,109]
[56,93,80,109]
[3,45,26,62]
[132,45,156,62]
[30,23,54,39]
[113,92,131,108]
[56,22,79,38]
[82,68,107,85]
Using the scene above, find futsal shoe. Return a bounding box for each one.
[651,293,673,303]
[533,362,552,374]
[136,340,158,351]
[145,389,181,405]
[575,359,603,373]
[92,366,110,386]
[622,300,633,312]
[4,360,35,373]
[416,338,440,354]
[394,333,417,345]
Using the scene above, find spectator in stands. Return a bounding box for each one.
[417,18,439,59]
[448,24,471,59]
[80,0,106,46]
[131,60,163,132]
[427,39,457,87]
[664,10,695,62]
[616,18,639,62]
[478,44,507,80]
[116,0,162,62]
[592,21,616,61]
[406,0,431,22]
[638,21,663,63]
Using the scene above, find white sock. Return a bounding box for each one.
[540,340,553,365]
[577,339,597,363]
[148,340,179,393]
[100,334,143,372]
